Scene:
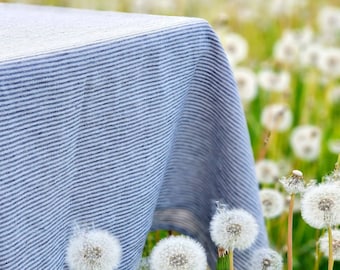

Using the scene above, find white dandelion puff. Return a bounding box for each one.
[210,207,259,251]
[258,69,291,93]
[272,27,313,65]
[290,125,322,161]
[250,248,283,269]
[300,43,324,68]
[260,189,285,218]
[319,229,340,261]
[273,37,300,65]
[317,6,340,36]
[301,182,340,229]
[222,32,248,66]
[279,169,305,194]
[318,47,340,78]
[149,235,207,270]
[261,104,293,132]
[234,67,258,103]
[255,159,280,184]
[281,27,314,50]
[66,229,122,270]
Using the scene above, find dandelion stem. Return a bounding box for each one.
[217,247,227,270]
[313,230,320,270]
[257,130,271,160]
[336,154,340,169]
[328,226,334,270]
[229,248,234,270]
[265,219,271,239]
[287,194,295,270]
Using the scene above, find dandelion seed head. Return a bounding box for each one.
[301,182,340,229]
[226,223,242,236]
[169,253,188,267]
[261,104,292,132]
[210,208,259,251]
[279,169,305,194]
[255,159,280,184]
[319,229,340,261]
[317,6,340,35]
[318,198,334,211]
[250,248,283,270]
[66,229,122,270]
[286,27,314,49]
[273,37,299,65]
[260,189,285,218]
[234,67,258,103]
[318,47,340,78]
[258,69,290,92]
[222,32,248,66]
[149,235,207,270]
[290,125,321,161]
[300,43,323,68]
[83,245,102,263]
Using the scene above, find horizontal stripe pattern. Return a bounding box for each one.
[0,4,267,270]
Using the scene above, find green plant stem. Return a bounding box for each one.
[328,226,334,270]
[336,154,340,169]
[313,230,320,270]
[229,249,234,270]
[216,255,225,270]
[265,219,271,239]
[288,194,295,270]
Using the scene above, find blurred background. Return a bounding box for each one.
[2,0,340,269]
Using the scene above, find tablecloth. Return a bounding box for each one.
[0,3,268,269]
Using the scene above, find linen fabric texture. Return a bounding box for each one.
[0,4,268,269]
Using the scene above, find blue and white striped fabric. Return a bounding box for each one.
[0,4,268,270]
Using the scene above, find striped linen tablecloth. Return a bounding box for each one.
[0,3,268,269]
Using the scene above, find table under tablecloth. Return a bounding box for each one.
[0,3,268,269]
